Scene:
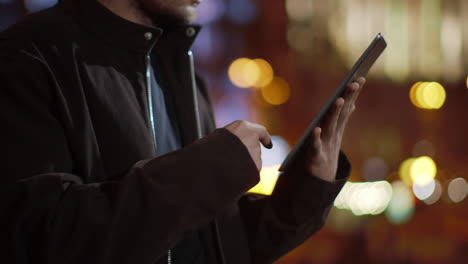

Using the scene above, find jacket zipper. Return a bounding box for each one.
[146,55,158,154]
[187,50,202,139]
[188,50,227,264]
[147,48,224,264]
[145,53,172,264]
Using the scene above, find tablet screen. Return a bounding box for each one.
[279,33,387,172]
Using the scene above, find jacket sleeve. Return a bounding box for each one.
[239,147,351,262]
[0,43,260,264]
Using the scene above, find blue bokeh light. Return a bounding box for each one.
[226,0,258,25]
[24,0,58,13]
[195,0,226,24]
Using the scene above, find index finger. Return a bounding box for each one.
[252,124,273,149]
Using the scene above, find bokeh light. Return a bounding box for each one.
[409,82,424,108]
[195,0,226,24]
[286,0,314,21]
[412,179,436,200]
[410,156,437,186]
[228,58,275,89]
[261,136,290,168]
[423,82,446,109]
[261,77,291,105]
[252,59,274,87]
[228,58,260,88]
[362,157,389,182]
[385,181,415,224]
[423,179,442,205]
[398,157,416,185]
[409,82,447,109]
[248,165,280,195]
[447,177,468,203]
[24,0,57,13]
[415,82,431,108]
[226,0,258,25]
[334,181,392,216]
[399,156,437,186]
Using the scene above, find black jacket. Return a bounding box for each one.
[0,0,350,263]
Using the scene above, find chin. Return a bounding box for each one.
[143,0,199,26]
[170,5,198,25]
[184,6,198,24]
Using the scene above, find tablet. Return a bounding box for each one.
[279,33,387,172]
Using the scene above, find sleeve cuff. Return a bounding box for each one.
[270,151,351,225]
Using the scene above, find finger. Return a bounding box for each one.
[312,127,322,150]
[307,127,322,159]
[337,82,361,132]
[348,82,361,111]
[322,97,344,139]
[356,76,366,87]
[347,77,365,106]
[344,81,360,101]
[253,124,273,149]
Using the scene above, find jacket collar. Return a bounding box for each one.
[60,0,201,54]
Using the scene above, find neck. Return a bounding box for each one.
[97,0,153,26]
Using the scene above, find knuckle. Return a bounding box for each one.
[237,120,248,128]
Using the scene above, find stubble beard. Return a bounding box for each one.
[135,0,196,26]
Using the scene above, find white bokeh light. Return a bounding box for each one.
[448,178,468,203]
[423,179,442,205]
[261,136,290,168]
[334,181,392,216]
[412,179,436,200]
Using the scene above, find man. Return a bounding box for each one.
[0,0,365,263]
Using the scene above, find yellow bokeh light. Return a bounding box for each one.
[409,82,423,108]
[261,77,291,105]
[410,156,437,186]
[228,58,261,88]
[409,82,447,109]
[466,76,468,89]
[398,158,416,185]
[248,165,280,195]
[415,82,431,108]
[422,82,446,109]
[252,59,274,87]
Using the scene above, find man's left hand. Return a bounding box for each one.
[305,77,366,182]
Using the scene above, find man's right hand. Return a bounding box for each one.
[224,121,273,171]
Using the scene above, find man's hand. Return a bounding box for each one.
[225,120,273,171]
[306,77,366,182]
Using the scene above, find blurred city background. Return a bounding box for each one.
[1,0,467,263]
